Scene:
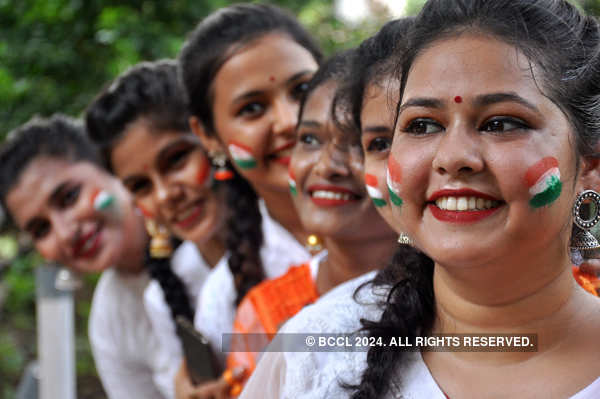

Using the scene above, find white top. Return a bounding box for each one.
[143,241,214,399]
[194,200,310,369]
[89,269,164,399]
[241,275,600,399]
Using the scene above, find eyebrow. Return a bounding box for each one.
[363,125,392,134]
[298,120,322,129]
[232,70,314,106]
[156,137,195,165]
[399,92,541,116]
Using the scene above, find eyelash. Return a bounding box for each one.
[365,137,392,153]
[164,148,191,171]
[299,133,321,147]
[237,102,265,117]
[402,116,531,136]
[292,81,310,100]
[58,185,81,208]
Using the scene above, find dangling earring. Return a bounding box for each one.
[305,234,323,253]
[570,190,600,257]
[211,151,234,181]
[145,219,173,258]
[397,232,413,246]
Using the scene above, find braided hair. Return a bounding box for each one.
[179,3,322,304]
[350,1,600,397]
[85,61,195,323]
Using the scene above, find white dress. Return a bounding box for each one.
[89,269,164,399]
[143,241,215,399]
[240,277,600,399]
[194,200,310,369]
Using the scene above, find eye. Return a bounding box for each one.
[365,137,391,153]
[58,185,80,208]
[126,178,152,196]
[291,81,310,100]
[237,102,265,117]
[164,148,191,171]
[480,117,530,133]
[403,118,444,135]
[299,133,321,147]
[29,219,51,240]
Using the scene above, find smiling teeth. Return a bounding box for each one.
[435,196,499,211]
[81,231,98,252]
[312,190,353,201]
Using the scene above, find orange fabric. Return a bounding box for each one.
[226,264,319,394]
[573,266,599,296]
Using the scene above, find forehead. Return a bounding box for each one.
[6,158,100,227]
[213,33,318,99]
[302,81,337,122]
[361,80,399,125]
[404,34,540,99]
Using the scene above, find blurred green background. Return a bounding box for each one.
[0,0,597,397]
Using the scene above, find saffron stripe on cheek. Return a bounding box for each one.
[365,173,378,187]
[386,157,403,207]
[137,205,154,218]
[196,157,210,185]
[388,156,402,184]
[524,157,559,187]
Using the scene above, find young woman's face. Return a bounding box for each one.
[360,79,399,231]
[389,34,583,268]
[6,158,143,273]
[208,33,319,196]
[110,120,225,245]
[290,81,388,239]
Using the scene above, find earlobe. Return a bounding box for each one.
[579,156,600,192]
[189,116,223,154]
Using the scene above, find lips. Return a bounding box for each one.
[307,184,361,207]
[267,141,295,166]
[72,224,102,259]
[427,188,504,223]
[172,200,205,229]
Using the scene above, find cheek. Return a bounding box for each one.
[136,202,155,219]
[227,140,258,170]
[288,163,298,196]
[523,156,563,209]
[195,156,211,186]
[386,155,404,207]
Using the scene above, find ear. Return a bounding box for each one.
[189,116,224,154]
[579,155,600,192]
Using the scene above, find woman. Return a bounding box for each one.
[0,115,165,398]
[85,60,228,399]
[176,3,322,397]
[254,1,600,397]
[226,51,398,391]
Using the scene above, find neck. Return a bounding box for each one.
[431,246,586,362]
[257,187,308,244]
[196,233,226,268]
[316,231,396,294]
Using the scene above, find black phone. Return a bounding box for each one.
[175,316,219,385]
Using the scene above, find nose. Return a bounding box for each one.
[154,177,184,214]
[49,212,77,247]
[314,141,352,180]
[432,125,484,177]
[271,96,298,136]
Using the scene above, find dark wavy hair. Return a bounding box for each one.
[0,115,100,221]
[350,1,600,398]
[179,3,322,305]
[85,61,196,324]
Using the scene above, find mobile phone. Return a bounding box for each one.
[175,316,219,384]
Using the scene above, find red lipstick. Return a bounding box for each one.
[427,188,503,224]
[308,185,360,207]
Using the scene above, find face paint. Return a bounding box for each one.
[387,156,403,207]
[137,204,154,219]
[454,96,462,103]
[365,173,386,208]
[91,189,115,211]
[524,156,562,208]
[196,157,210,185]
[228,141,257,170]
[288,168,297,196]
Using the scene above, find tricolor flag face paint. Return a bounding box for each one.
[288,169,297,196]
[386,156,403,207]
[91,189,115,211]
[228,142,257,170]
[524,156,562,209]
[365,174,386,208]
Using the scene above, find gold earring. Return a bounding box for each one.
[305,234,323,253]
[145,219,173,258]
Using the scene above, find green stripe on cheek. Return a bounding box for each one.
[371,197,387,208]
[529,176,562,208]
[388,187,403,207]
[233,159,257,170]
[289,184,297,196]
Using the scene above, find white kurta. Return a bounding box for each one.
[194,200,310,369]
[89,269,164,399]
[143,240,215,399]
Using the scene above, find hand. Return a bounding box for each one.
[175,360,246,399]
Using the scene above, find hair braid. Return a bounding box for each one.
[144,239,195,323]
[223,172,264,305]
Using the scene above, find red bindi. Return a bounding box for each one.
[454,96,462,103]
[269,76,275,82]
